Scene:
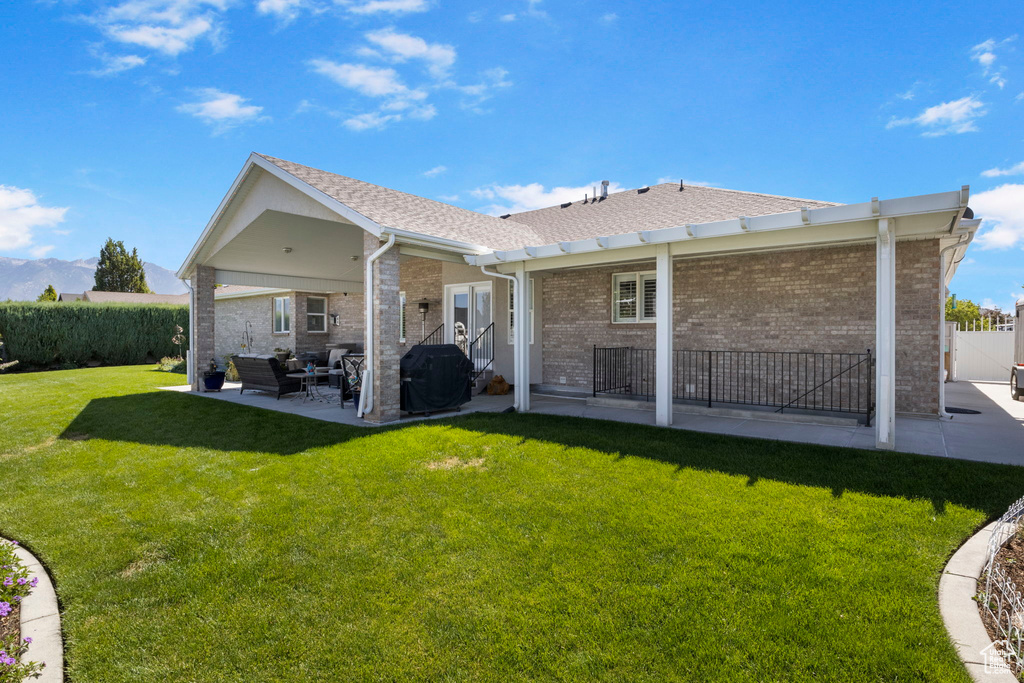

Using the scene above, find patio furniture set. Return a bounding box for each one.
[231,345,365,407]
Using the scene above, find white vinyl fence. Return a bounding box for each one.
[954,330,1015,382]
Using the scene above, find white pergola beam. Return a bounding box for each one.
[875,218,896,449]
[655,244,674,427]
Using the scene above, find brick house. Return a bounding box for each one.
[178,153,980,449]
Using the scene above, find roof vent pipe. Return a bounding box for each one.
[600,180,609,199]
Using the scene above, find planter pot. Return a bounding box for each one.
[351,390,361,409]
[203,371,226,392]
[275,352,290,363]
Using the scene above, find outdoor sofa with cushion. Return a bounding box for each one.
[231,354,302,399]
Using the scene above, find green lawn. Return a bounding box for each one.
[1,366,1021,681]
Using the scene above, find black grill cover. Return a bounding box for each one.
[400,344,473,414]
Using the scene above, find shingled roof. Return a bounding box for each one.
[505,183,841,244]
[258,154,840,251]
[257,154,544,251]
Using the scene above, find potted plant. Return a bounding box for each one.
[203,358,226,392]
[274,347,292,363]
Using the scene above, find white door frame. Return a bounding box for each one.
[443,281,493,347]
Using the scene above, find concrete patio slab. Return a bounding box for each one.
[163,380,1024,465]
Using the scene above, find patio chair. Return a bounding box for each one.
[231,354,303,399]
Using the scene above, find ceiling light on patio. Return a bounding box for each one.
[282,247,292,253]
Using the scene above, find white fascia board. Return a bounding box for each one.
[384,226,491,255]
[213,269,364,293]
[474,189,965,269]
[177,158,258,279]
[214,287,292,301]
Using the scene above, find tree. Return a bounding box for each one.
[945,295,990,330]
[93,238,151,293]
[36,284,57,302]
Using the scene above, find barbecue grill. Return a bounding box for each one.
[400,344,473,415]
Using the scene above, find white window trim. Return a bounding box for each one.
[306,296,327,334]
[273,296,291,334]
[399,291,407,343]
[611,271,657,324]
[508,278,535,345]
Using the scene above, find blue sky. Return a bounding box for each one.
[1,0,1022,308]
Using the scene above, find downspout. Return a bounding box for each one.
[481,266,519,411]
[937,227,976,419]
[357,232,396,418]
[182,276,195,387]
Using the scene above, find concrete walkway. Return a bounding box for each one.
[164,381,1024,465]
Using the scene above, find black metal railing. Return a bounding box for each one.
[420,323,444,346]
[593,346,874,424]
[468,322,495,383]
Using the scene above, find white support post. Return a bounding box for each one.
[655,243,674,427]
[875,218,896,449]
[514,261,531,412]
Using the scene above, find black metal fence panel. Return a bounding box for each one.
[594,346,873,423]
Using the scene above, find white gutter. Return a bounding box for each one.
[480,266,519,411]
[937,218,980,418]
[357,232,396,418]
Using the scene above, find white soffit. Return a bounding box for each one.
[205,211,366,283]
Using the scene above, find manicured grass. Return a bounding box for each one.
[1,366,1022,681]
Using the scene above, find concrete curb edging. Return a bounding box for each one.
[9,541,63,683]
[939,521,1018,682]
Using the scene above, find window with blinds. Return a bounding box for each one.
[612,272,656,323]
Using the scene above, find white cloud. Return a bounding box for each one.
[887,95,986,136]
[256,0,306,21]
[177,88,266,132]
[88,51,147,76]
[656,176,714,187]
[0,186,68,253]
[29,245,56,258]
[89,1,231,56]
[499,13,516,21]
[364,28,456,78]
[342,0,428,14]
[407,104,436,120]
[600,12,617,23]
[524,0,546,18]
[971,36,1016,89]
[342,111,401,130]
[471,180,627,215]
[982,161,1024,178]
[438,193,459,201]
[455,66,512,111]
[972,184,1024,249]
[423,165,447,177]
[309,60,420,97]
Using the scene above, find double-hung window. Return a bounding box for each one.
[612,272,656,323]
[306,296,327,333]
[273,296,291,333]
[507,279,534,344]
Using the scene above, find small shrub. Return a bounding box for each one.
[0,539,44,682]
[157,357,187,374]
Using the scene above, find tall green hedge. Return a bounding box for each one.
[0,302,189,367]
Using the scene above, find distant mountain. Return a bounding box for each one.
[0,257,186,302]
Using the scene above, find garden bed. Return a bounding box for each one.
[1,539,42,680]
[980,531,1024,680]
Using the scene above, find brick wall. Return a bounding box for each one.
[191,265,216,391]
[542,240,940,414]
[365,233,402,423]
